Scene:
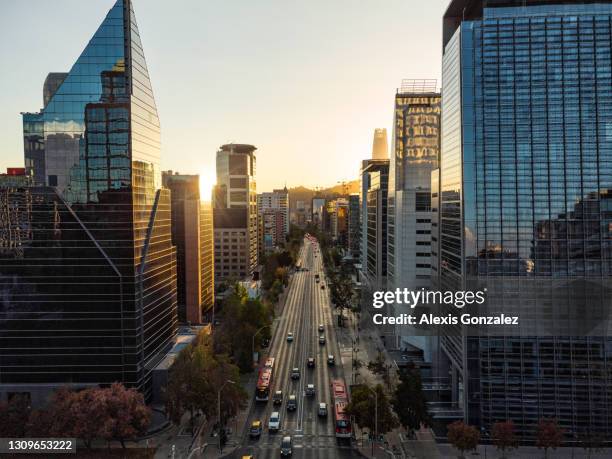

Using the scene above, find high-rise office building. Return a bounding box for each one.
[348,194,361,261]
[327,198,349,247]
[213,144,257,283]
[311,197,326,228]
[360,161,389,292]
[4,0,177,404]
[437,0,612,438]
[387,81,441,353]
[257,188,289,256]
[371,128,389,160]
[163,172,214,324]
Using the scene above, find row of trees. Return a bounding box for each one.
[0,384,150,449]
[164,329,247,433]
[214,284,274,372]
[448,418,605,459]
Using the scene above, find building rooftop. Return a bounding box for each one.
[219,143,257,154]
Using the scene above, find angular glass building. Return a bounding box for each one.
[437,0,612,439]
[2,0,177,403]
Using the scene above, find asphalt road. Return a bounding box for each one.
[228,238,358,458]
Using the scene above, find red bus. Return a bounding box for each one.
[255,357,275,401]
[333,401,352,438]
[331,379,352,438]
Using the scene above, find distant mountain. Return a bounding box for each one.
[287,180,359,209]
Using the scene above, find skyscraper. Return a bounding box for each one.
[163,172,214,324]
[437,0,612,438]
[387,81,441,353]
[213,144,258,283]
[371,128,389,160]
[3,0,177,404]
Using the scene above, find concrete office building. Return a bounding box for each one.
[387,80,441,354]
[213,144,258,283]
[163,172,214,324]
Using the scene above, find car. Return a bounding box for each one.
[327,354,335,365]
[249,420,262,438]
[306,384,315,396]
[316,278,320,283]
[242,456,254,459]
[261,338,270,348]
[273,390,283,405]
[287,332,294,342]
[307,357,315,368]
[318,324,324,332]
[319,335,326,345]
[268,411,281,432]
[291,367,300,380]
[281,436,293,456]
[321,285,325,290]
[318,402,328,417]
[287,394,297,411]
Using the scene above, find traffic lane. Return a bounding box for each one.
[242,246,307,445]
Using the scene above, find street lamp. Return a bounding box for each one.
[218,379,236,452]
[252,325,271,365]
[366,386,378,457]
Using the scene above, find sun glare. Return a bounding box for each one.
[199,169,216,202]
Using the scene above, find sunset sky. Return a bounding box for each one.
[1,0,448,192]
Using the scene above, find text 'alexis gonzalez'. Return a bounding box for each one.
[372,288,487,309]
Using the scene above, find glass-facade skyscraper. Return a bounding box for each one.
[2,0,177,404]
[438,0,612,438]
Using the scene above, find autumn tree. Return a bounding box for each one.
[535,418,564,459]
[99,383,151,448]
[345,384,398,436]
[391,364,432,434]
[72,389,108,449]
[447,421,480,458]
[491,420,519,458]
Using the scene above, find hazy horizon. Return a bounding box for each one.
[0,0,448,192]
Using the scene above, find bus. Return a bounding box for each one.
[331,379,352,438]
[333,401,352,438]
[255,357,275,401]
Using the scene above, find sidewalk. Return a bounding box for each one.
[332,305,440,459]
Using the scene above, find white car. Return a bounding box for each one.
[269,411,281,432]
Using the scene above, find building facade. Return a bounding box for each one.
[213,144,258,283]
[257,188,289,256]
[361,161,389,291]
[348,194,361,261]
[387,82,441,353]
[163,172,214,324]
[4,0,177,404]
[327,198,349,248]
[438,0,612,438]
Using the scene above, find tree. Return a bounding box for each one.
[165,331,247,432]
[391,365,432,434]
[536,418,564,459]
[491,420,519,458]
[0,394,31,437]
[447,421,480,458]
[367,351,387,376]
[345,384,398,435]
[99,383,151,448]
[72,388,108,449]
[165,334,212,431]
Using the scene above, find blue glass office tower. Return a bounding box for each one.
[2,0,177,404]
[438,0,612,439]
